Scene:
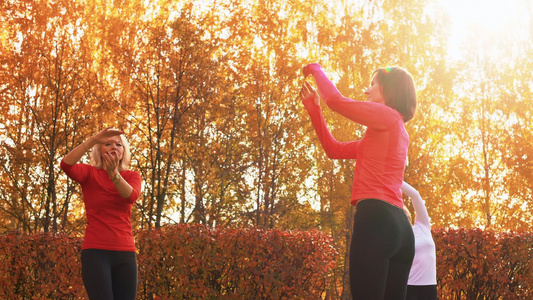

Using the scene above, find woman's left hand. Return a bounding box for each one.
[300,81,320,106]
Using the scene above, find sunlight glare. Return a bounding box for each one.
[436,0,527,60]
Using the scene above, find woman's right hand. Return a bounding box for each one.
[302,63,321,78]
[92,127,124,144]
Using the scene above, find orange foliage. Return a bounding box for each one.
[136,224,337,299]
[0,232,84,299]
[434,228,533,299]
[0,225,337,299]
[2,227,532,299]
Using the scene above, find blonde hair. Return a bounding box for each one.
[89,134,131,171]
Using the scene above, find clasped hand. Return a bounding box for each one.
[103,151,119,176]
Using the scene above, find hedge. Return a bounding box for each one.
[0,226,531,299]
[434,228,533,299]
[0,232,84,299]
[136,224,337,299]
[0,225,336,300]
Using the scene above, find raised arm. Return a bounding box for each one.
[63,128,124,165]
[63,136,97,166]
[300,81,358,159]
[401,181,431,228]
[62,128,137,199]
[303,63,400,130]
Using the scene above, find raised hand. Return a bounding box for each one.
[63,127,126,170]
[300,81,320,106]
[92,127,124,144]
[302,63,321,78]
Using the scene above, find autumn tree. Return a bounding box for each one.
[0,0,109,233]
[448,16,533,230]
[0,0,532,296]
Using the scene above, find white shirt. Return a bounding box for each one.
[402,182,437,286]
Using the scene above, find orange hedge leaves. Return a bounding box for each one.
[0,232,84,299]
[434,228,533,299]
[0,225,336,299]
[135,224,337,299]
[1,227,531,299]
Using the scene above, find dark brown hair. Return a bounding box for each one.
[373,67,417,122]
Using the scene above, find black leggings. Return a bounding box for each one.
[350,199,415,300]
[81,249,138,300]
[406,285,438,300]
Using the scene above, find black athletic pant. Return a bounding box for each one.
[81,249,138,300]
[406,285,438,300]
[350,199,415,300]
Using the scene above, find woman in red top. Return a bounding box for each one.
[301,64,417,299]
[61,128,142,300]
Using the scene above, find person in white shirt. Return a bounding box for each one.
[402,181,438,300]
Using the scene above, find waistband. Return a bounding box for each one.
[356,198,404,210]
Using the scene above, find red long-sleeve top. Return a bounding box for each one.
[304,64,408,208]
[61,160,142,251]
